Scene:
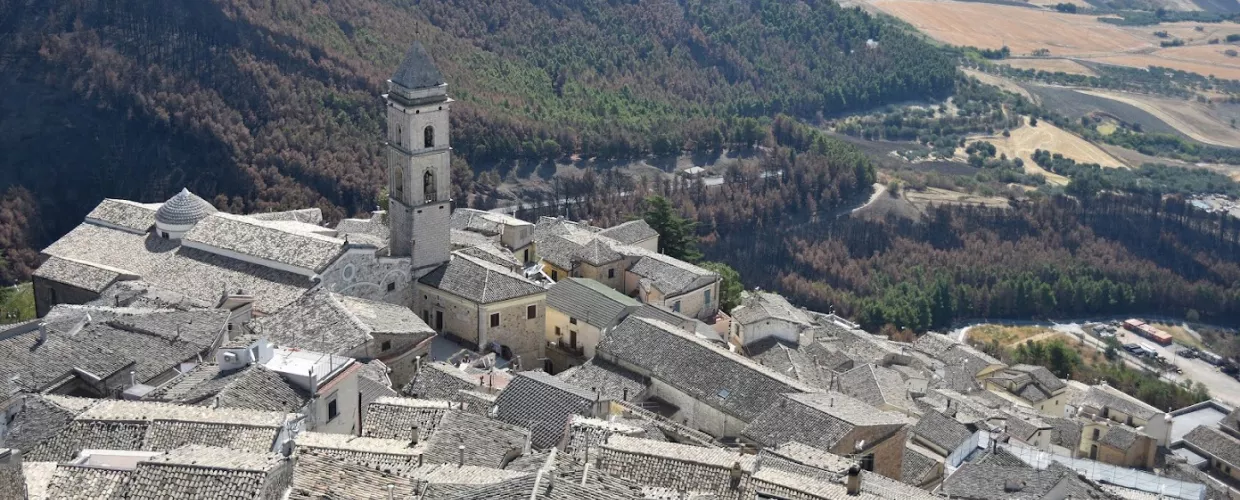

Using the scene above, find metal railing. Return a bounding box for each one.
[998,442,1207,500]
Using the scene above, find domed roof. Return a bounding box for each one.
[155,188,216,226]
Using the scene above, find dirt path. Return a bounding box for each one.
[852,183,887,214]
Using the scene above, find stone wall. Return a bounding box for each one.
[33,276,101,317]
[480,295,547,368]
[415,284,480,347]
[835,425,907,481]
[411,201,452,274]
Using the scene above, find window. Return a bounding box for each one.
[424,126,435,148]
[555,326,562,337]
[569,317,578,325]
[608,268,615,279]
[387,282,396,292]
[397,125,402,145]
[424,170,437,202]
[327,398,339,421]
[704,289,712,308]
[672,301,681,313]
[551,270,559,281]
[490,313,500,328]
[860,454,875,472]
[527,305,537,319]
[393,167,404,202]
[1092,428,1100,440]
[382,340,392,352]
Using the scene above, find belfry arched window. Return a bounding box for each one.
[393,167,404,202]
[424,170,437,202]
[424,126,435,148]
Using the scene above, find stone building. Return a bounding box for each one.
[415,252,547,367]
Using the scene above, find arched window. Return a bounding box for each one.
[424,126,435,148]
[424,170,437,202]
[393,167,404,202]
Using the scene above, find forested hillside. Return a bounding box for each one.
[536,121,1240,332]
[0,0,955,283]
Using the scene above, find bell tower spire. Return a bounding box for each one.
[385,41,452,275]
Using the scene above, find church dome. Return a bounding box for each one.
[155,188,216,227]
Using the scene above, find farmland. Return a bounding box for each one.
[999,58,1098,76]
[1020,84,1185,137]
[865,0,1153,56]
[902,186,1012,210]
[865,0,1240,80]
[972,118,1122,181]
[1077,89,1240,146]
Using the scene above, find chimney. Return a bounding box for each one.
[622,388,629,401]
[410,426,420,446]
[129,370,136,387]
[37,322,47,344]
[729,461,743,490]
[458,445,465,466]
[846,465,861,495]
[415,355,422,373]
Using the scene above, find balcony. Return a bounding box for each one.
[547,340,585,357]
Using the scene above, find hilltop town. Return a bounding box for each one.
[2,43,1240,500]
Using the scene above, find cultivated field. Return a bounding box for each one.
[866,0,1240,79]
[972,118,1122,182]
[1086,46,1240,81]
[1021,84,1184,137]
[1077,89,1240,146]
[962,68,1033,100]
[865,0,1153,57]
[902,187,1011,210]
[999,58,1098,76]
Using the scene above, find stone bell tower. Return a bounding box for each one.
[385,41,452,276]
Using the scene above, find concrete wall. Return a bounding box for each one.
[545,307,602,361]
[1097,435,1156,470]
[738,319,800,347]
[665,282,720,320]
[577,261,626,291]
[311,370,360,435]
[1036,390,1067,418]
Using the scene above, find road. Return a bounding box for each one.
[955,321,1240,408]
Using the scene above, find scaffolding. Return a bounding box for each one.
[999,442,1207,500]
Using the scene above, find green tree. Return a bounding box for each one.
[642,196,702,262]
[376,187,389,212]
[700,262,743,312]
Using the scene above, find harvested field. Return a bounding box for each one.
[1193,0,1240,14]
[1021,84,1183,137]
[866,0,1152,56]
[1077,89,1240,146]
[999,58,1098,76]
[963,69,1034,100]
[1092,50,1240,81]
[903,187,1011,210]
[972,118,1121,181]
